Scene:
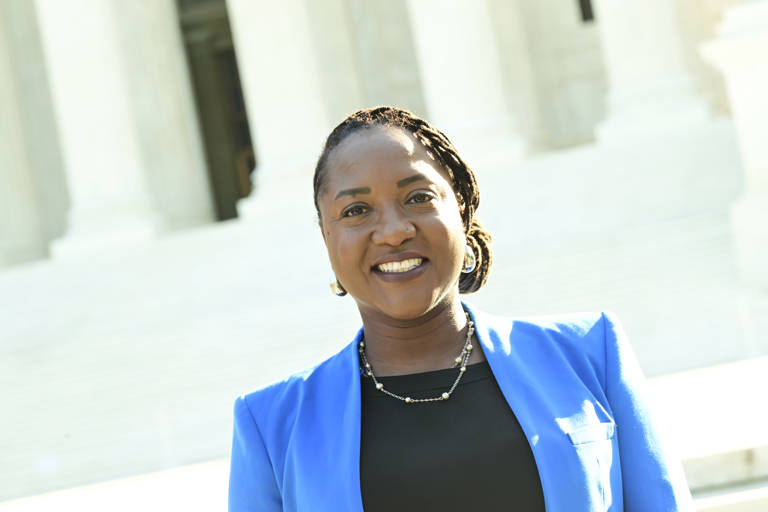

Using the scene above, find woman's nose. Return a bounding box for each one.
[371,207,415,246]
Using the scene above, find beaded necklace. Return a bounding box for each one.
[359,311,475,404]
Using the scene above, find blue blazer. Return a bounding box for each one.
[229,304,693,511]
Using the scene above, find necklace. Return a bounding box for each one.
[359,311,475,404]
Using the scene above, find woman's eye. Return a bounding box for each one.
[407,192,435,204]
[342,204,367,217]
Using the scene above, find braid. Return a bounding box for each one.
[313,106,493,293]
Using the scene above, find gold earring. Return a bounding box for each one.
[330,279,347,296]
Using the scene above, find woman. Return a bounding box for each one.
[229,107,693,511]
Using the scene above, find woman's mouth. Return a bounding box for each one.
[372,256,429,283]
[375,258,424,273]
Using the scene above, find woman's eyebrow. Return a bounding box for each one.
[335,186,371,200]
[334,174,428,200]
[396,173,428,188]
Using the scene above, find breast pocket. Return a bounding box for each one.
[566,422,618,511]
[567,422,616,445]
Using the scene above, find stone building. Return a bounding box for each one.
[1,0,767,508]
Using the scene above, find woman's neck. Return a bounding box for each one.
[357,297,484,376]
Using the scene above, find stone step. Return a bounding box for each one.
[694,480,768,512]
[647,356,768,492]
[0,459,228,512]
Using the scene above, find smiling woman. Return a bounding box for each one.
[317,124,471,323]
[228,107,694,511]
[313,107,493,299]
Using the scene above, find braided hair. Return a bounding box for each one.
[313,106,493,294]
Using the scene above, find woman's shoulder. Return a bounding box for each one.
[468,304,625,377]
[235,332,362,425]
[470,303,619,345]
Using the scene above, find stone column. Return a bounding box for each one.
[406,0,524,168]
[341,0,426,116]
[112,0,214,231]
[227,0,330,222]
[35,0,214,257]
[302,0,367,123]
[592,0,711,142]
[702,0,768,288]
[0,3,46,266]
[35,0,161,255]
[486,0,545,152]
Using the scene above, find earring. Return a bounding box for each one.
[462,244,476,273]
[330,278,347,296]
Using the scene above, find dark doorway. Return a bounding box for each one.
[578,0,595,22]
[178,0,255,220]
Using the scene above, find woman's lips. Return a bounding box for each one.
[372,258,429,283]
[371,250,427,268]
[375,257,423,273]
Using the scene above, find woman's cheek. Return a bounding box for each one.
[334,233,360,271]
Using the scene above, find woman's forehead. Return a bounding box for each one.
[329,126,417,166]
[323,126,448,186]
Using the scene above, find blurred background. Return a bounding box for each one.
[1,0,767,510]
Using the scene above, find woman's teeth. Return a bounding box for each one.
[376,258,423,273]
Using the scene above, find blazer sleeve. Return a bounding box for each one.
[602,312,694,511]
[228,396,282,512]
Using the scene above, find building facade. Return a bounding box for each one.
[1,0,768,503]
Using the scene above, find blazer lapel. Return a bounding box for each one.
[464,303,558,511]
[308,329,365,511]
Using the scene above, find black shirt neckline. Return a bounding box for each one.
[360,361,491,397]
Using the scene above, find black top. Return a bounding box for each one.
[360,361,546,511]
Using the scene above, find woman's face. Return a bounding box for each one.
[317,126,466,321]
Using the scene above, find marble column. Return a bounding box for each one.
[486,0,545,152]
[406,0,524,168]
[302,0,366,123]
[111,0,214,231]
[592,0,711,142]
[702,0,768,288]
[35,0,161,255]
[35,0,214,257]
[341,0,426,116]
[227,0,330,222]
[0,3,46,265]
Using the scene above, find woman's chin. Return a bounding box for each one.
[356,290,456,322]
